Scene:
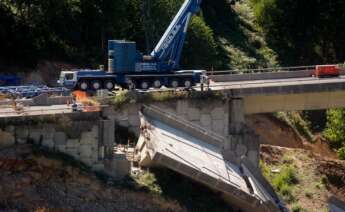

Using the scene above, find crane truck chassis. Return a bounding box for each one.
[58,0,205,91]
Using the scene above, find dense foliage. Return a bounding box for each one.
[251,0,345,66]
[1,0,278,70]
[324,109,345,159]
[0,0,219,69]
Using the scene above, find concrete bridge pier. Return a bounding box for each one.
[222,98,260,168]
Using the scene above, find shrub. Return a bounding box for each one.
[305,191,313,199]
[272,165,298,190]
[336,147,345,160]
[291,203,305,212]
[271,165,298,202]
[135,172,162,194]
[324,109,345,149]
[321,175,328,185]
[279,184,295,203]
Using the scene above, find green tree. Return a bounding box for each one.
[182,16,218,70]
[324,109,345,150]
[251,0,345,65]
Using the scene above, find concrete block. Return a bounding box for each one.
[42,139,54,149]
[16,127,29,142]
[200,114,212,128]
[80,134,97,145]
[17,138,27,144]
[56,145,66,152]
[65,148,79,159]
[33,93,49,106]
[211,107,225,120]
[80,158,93,166]
[114,109,129,122]
[91,152,99,162]
[66,139,79,148]
[177,100,188,116]
[53,132,67,145]
[105,154,131,180]
[100,120,115,147]
[79,145,93,157]
[42,126,55,140]
[92,163,105,171]
[212,119,224,134]
[128,104,139,115]
[102,106,114,117]
[187,107,201,121]
[0,130,15,148]
[98,146,105,160]
[29,130,44,144]
[235,144,248,157]
[5,126,15,133]
[128,114,140,127]
[247,150,259,168]
[91,125,98,135]
[191,121,201,127]
[118,120,129,127]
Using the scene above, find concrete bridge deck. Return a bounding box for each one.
[135,105,284,212]
[210,76,345,97]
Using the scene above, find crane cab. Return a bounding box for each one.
[58,71,77,88]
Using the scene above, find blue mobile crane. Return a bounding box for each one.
[58,0,205,90]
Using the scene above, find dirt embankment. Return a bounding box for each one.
[247,114,304,148]
[0,145,185,212]
[261,145,345,211]
[318,158,345,202]
[248,114,337,158]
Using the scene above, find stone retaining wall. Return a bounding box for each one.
[0,118,105,171]
[103,99,229,137]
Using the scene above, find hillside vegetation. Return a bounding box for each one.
[261,145,345,212]
[250,0,345,66]
[0,0,277,70]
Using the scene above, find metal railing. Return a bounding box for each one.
[207,65,317,75]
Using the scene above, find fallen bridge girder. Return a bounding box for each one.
[135,105,285,212]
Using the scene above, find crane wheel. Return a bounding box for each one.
[183,79,192,88]
[78,80,89,91]
[170,79,179,88]
[153,80,162,88]
[140,81,150,90]
[92,80,102,90]
[105,80,115,90]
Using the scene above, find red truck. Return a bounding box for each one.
[315,65,341,78]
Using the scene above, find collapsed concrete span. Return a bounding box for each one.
[135,105,286,212]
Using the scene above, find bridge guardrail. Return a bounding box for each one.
[207,65,316,75]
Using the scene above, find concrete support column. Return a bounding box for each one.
[99,119,115,159]
[223,98,260,168]
[229,97,245,134]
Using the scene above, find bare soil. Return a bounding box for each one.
[0,145,185,212]
[261,145,345,211]
[247,114,304,148]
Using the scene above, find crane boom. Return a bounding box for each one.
[150,0,202,70]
